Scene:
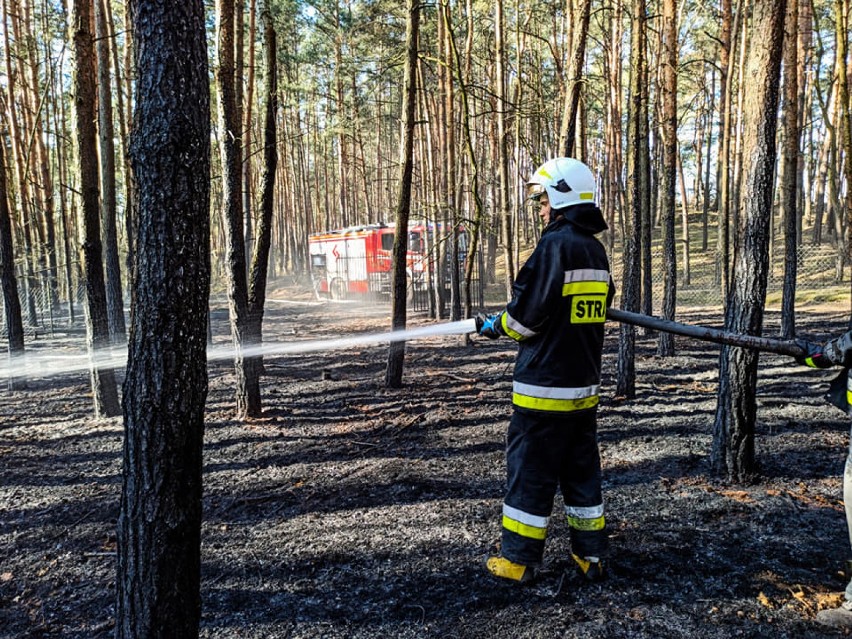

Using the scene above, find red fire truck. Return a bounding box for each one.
[308,223,434,300]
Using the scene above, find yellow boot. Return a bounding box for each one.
[486,556,537,584]
[572,554,605,582]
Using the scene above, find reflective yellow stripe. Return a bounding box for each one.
[805,357,819,368]
[567,515,606,531]
[501,313,530,342]
[847,390,852,406]
[503,515,547,540]
[579,192,594,201]
[537,168,553,180]
[562,281,609,296]
[512,393,599,412]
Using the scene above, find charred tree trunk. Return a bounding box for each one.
[116,1,210,635]
[657,0,677,356]
[246,11,278,378]
[0,132,24,387]
[385,0,419,388]
[69,0,120,418]
[711,0,786,483]
[781,0,800,339]
[217,0,261,418]
[616,0,647,399]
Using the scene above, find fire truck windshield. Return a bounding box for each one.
[378,231,425,253]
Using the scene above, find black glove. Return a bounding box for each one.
[825,330,852,367]
[795,339,834,369]
[475,312,503,339]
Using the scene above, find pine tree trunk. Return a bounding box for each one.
[95,0,126,343]
[616,0,647,399]
[836,0,852,278]
[116,2,210,634]
[657,0,677,357]
[0,132,24,386]
[69,0,120,418]
[716,0,741,295]
[494,0,514,299]
[246,10,277,382]
[385,0,420,388]
[781,0,800,339]
[217,0,261,418]
[711,0,786,483]
[558,0,591,157]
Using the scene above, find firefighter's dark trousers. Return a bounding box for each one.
[500,408,607,567]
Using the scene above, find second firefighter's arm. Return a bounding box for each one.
[797,329,852,368]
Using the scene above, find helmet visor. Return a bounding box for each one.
[526,183,546,202]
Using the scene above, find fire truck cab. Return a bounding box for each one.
[308,223,429,300]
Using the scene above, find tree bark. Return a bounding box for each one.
[246,10,277,380]
[69,0,120,418]
[781,0,800,339]
[558,0,591,157]
[494,0,514,299]
[116,1,210,635]
[0,131,24,387]
[385,0,420,388]
[657,0,677,357]
[836,0,852,280]
[616,0,647,399]
[217,0,261,418]
[711,0,786,483]
[95,0,126,344]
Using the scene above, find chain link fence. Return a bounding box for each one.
[610,241,848,312]
[1,237,847,345]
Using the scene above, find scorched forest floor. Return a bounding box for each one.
[3,283,852,638]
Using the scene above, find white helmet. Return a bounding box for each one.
[526,157,596,209]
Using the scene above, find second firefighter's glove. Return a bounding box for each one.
[475,312,503,339]
[795,339,834,368]
[825,330,852,367]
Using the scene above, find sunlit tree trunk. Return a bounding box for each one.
[558,0,591,157]
[617,0,647,399]
[657,0,677,357]
[494,0,514,299]
[243,0,257,273]
[69,0,120,418]
[836,0,852,280]
[716,0,740,296]
[712,0,786,482]
[95,0,126,343]
[217,0,261,418]
[442,0,461,321]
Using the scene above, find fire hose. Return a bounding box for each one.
[606,307,808,359]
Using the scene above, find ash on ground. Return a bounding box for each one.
[2,290,852,638]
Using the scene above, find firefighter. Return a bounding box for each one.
[797,330,852,627]
[475,157,614,584]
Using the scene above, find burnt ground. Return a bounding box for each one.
[3,283,852,638]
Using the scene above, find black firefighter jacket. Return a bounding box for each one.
[500,203,614,414]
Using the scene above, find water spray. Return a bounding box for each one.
[1,318,478,382]
[3,309,807,384]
